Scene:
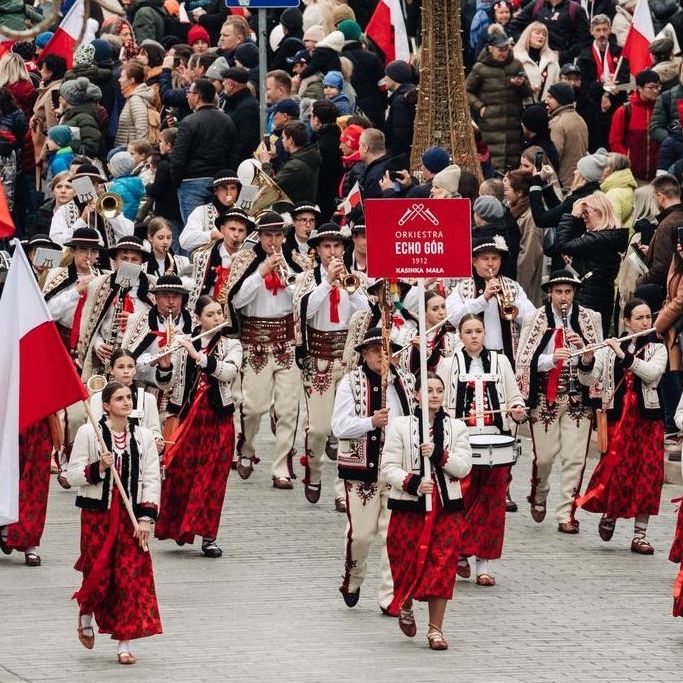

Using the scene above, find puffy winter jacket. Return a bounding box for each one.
[60,104,103,159]
[601,167,637,228]
[650,83,683,143]
[131,0,167,44]
[0,0,42,31]
[115,83,157,146]
[109,174,146,221]
[269,143,322,204]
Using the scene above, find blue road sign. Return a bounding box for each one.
[226,0,300,7]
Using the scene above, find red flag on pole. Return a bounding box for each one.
[0,183,15,239]
[621,0,655,76]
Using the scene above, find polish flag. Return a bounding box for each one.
[0,243,88,525]
[621,0,655,76]
[37,0,86,70]
[0,184,14,239]
[337,181,362,218]
[0,35,14,59]
[365,0,410,65]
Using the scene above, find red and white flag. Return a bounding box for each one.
[621,0,655,76]
[337,181,362,218]
[0,243,88,526]
[0,34,14,59]
[37,0,85,70]
[0,184,15,239]
[365,0,410,65]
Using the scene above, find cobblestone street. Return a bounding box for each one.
[1,425,682,682]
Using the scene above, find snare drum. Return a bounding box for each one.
[469,434,520,467]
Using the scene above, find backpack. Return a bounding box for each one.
[146,104,161,146]
[531,0,579,27]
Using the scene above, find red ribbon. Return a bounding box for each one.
[69,292,87,351]
[264,271,284,295]
[392,315,404,328]
[329,285,340,323]
[151,330,169,347]
[212,265,230,300]
[163,384,208,470]
[546,328,564,404]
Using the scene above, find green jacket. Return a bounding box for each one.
[60,104,103,159]
[650,84,683,144]
[132,0,167,44]
[0,0,42,31]
[601,167,637,228]
[272,143,321,205]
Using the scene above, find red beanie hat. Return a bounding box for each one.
[340,124,363,151]
[188,24,210,46]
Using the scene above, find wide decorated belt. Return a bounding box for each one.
[241,314,295,345]
[307,327,347,360]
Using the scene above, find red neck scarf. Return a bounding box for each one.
[212,265,230,300]
[264,271,285,295]
[546,328,565,404]
[329,285,340,323]
[69,292,87,351]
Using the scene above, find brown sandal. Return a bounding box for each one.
[631,537,654,555]
[77,615,95,650]
[456,557,471,579]
[117,652,136,665]
[476,573,496,586]
[427,624,448,650]
[398,605,417,638]
[598,516,616,542]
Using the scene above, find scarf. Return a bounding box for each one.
[591,42,615,83]
[122,81,138,99]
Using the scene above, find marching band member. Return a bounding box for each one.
[343,217,368,275]
[382,372,472,650]
[77,236,156,382]
[179,170,242,254]
[223,211,301,489]
[67,381,162,665]
[331,328,415,612]
[20,233,61,282]
[439,314,526,586]
[155,296,242,558]
[576,299,666,554]
[394,290,460,377]
[121,275,194,389]
[516,269,602,534]
[42,227,102,354]
[89,349,164,453]
[293,223,369,504]
[188,207,254,310]
[49,164,134,252]
[446,236,535,363]
[284,201,320,269]
[145,218,192,285]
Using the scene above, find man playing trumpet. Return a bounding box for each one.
[293,223,369,505]
[222,211,302,489]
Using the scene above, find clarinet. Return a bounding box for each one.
[560,303,581,398]
[104,289,127,375]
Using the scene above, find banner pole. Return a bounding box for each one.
[417,278,432,512]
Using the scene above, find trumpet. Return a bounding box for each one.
[335,262,361,294]
[488,267,518,321]
[272,247,298,286]
[568,327,656,358]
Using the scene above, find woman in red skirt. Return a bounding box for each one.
[0,418,55,566]
[438,314,527,585]
[67,381,162,665]
[577,298,666,554]
[155,295,242,558]
[382,373,472,650]
[668,394,683,615]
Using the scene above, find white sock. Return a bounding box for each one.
[25,545,38,555]
[80,613,93,629]
[476,558,495,577]
[117,639,131,654]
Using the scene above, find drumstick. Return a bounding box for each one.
[463,407,529,417]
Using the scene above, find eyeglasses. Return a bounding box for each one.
[294,217,316,224]
[644,84,661,90]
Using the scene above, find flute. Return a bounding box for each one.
[463,407,529,418]
[568,327,656,358]
[143,321,231,365]
[391,318,451,356]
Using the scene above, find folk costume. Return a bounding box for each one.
[90,388,163,442]
[393,322,459,377]
[439,348,525,579]
[381,410,472,614]
[331,329,415,610]
[516,271,602,530]
[576,334,666,551]
[145,248,192,289]
[222,211,302,485]
[284,201,321,271]
[178,170,242,254]
[293,223,370,502]
[671,398,683,615]
[155,330,242,555]
[67,421,162,644]
[446,236,535,364]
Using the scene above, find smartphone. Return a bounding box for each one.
[677,226,683,246]
[389,170,401,181]
[173,57,181,68]
[263,135,271,152]
[534,150,544,172]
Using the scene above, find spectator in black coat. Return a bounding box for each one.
[359,128,391,200]
[311,100,344,222]
[339,20,387,130]
[383,59,416,166]
[235,43,260,97]
[170,78,239,222]
[521,104,560,172]
[222,67,260,163]
[294,31,344,83]
[217,15,250,66]
[270,8,305,72]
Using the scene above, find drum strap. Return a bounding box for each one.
[458,353,499,430]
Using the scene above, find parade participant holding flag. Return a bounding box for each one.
[155,295,241,558]
[381,372,472,650]
[67,381,162,666]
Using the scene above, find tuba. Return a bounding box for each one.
[238,159,291,216]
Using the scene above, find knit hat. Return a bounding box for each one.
[235,42,259,69]
[316,30,345,53]
[303,25,325,44]
[340,124,363,151]
[140,38,165,50]
[487,31,511,48]
[322,70,344,91]
[161,35,181,50]
[432,164,462,196]
[187,24,210,45]
[108,151,136,178]
[47,125,72,148]
[90,38,112,64]
[74,43,96,66]
[421,146,450,174]
[224,67,249,84]
[60,77,102,105]
[164,0,179,15]
[280,7,303,31]
[650,36,674,59]
[547,82,575,106]
[559,63,581,77]
[576,147,609,182]
[521,104,549,134]
[35,32,53,49]
[338,19,362,42]
[473,195,505,221]
[385,59,412,84]
[272,98,300,117]
[206,56,230,81]
[333,4,356,26]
